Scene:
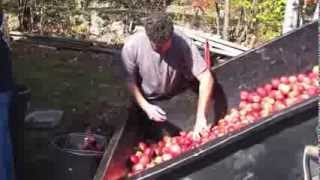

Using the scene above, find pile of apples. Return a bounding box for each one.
[128,66,319,176]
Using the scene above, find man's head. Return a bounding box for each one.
[144,13,173,53]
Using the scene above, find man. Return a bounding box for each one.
[0,11,14,180]
[121,13,214,139]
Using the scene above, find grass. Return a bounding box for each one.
[12,43,128,113]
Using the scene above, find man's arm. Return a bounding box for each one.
[196,69,214,119]
[127,82,149,110]
[193,69,214,138]
[179,33,214,138]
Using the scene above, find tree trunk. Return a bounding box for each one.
[222,0,230,40]
[313,1,319,20]
[214,1,221,36]
[282,0,300,34]
[40,7,43,35]
[17,0,23,30]
[235,7,244,42]
[246,0,257,43]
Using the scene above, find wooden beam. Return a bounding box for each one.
[175,25,250,51]
[185,32,244,56]
[193,41,239,57]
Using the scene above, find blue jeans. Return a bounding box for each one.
[0,92,13,180]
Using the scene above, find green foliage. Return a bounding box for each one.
[256,0,286,41]
[171,0,286,43]
[232,0,286,42]
[232,0,254,9]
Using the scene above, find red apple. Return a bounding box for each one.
[179,131,187,137]
[240,91,250,101]
[312,65,319,74]
[274,101,287,111]
[171,137,178,144]
[158,141,165,148]
[138,142,147,151]
[154,156,163,164]
[297,74,307,82]
[139,155,151,165]
[168,144,182,157]
[227,126,236,133]
[308,72,317,79]
[296,84,305,92]
[251,112,261,120]
[300,94,311,100]
[274,91,285,101]
[262,97,276,105]
[251,93,262,103]
[280,76,289,84]
[130,155,140,164]
[146,162,156,169]
[252,103,262,111]
[230,108,240,116]
[271,78,281,89]
[218,119,228,126]
[135,151,143,157]
[225,114,233,122]
[260,109,271,118]
[239,109,248,116]
[278,84,291,94]
[144,147,154,157]
[288,90,299,98]
[246,114,255,123]
[154,147,163,156]
[285,97,298,106]
[201,130,210,138]
[264,83,273,92]
[261,102,274,112]
[288,75,297,84]
[239,101,247,109]
[269,90,278,99]
[257,87,267,97]
[307,86,319,96]
[162,153,173,161]
[132,163,145,172]
[302,78,313,85]
[163,136,172,143]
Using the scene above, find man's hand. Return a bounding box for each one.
[127,82,167,122]
[192,116,209,140]
[142,103,167,122]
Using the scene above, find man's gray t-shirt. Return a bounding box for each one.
[121,29,208,100]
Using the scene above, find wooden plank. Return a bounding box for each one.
[193,41,238,57]
[185,32,244,56]
[175,25,250,51]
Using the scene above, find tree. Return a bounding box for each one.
[222,0,230,40]
[282,0,300,34]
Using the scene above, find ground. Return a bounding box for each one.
[11,41,128,180]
